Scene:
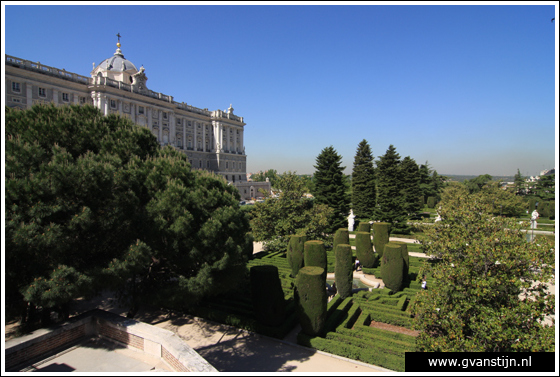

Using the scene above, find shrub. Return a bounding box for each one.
[334,244,353,299]
[389,241,409,284]
[381,243,404,292]
[295,266,327,336]
[333,228,349,251]
[427,196,436,209]
[250,265,286,327]
[355,232,377,268]
[287,235,307,278]
[357,222,371,233]
[304,240,327,281]
[372,222,391,258]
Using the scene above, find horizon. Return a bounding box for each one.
[2,2,558,178]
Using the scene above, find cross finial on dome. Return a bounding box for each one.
[114,32,124,57]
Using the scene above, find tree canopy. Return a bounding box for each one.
[312,146,351,233]
[351,139,376,219]
[6,104,252,321]
[412,184,555,352]
[250,172,333,252]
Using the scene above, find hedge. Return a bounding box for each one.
[372,222,391,257]
[381,243,405,292]
[295,266,327,336]
[304,240,327,281]
[334,244,353,299]
[287,235,307,278]
[250,265,286,327]
[355,231,377,268]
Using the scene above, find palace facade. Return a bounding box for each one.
[5,37,270,200]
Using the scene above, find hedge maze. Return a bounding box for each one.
[186,248,432,372]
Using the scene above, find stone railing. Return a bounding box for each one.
[5,309,217,373]
[6,55,91,85]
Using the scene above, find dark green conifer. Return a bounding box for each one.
[312,146,351,233]
[400,156,423,216]
[351,140,376,219]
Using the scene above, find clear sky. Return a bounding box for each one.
[3,2,558,177]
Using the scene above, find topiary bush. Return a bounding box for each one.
[250,265,286,327]
[287,234,307,278]
[335,244,353,299]
[357,222,371,233]
[389,241,409,284]
[333,228,349,252]
[295,266,327,336]
[427,196,436,209]
[304,240,327,281]
[355,232,377,268]
[372,222,391,258]
[380,243,404,292]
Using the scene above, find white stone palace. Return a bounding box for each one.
[5,35,270,200]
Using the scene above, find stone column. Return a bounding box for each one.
[52,89,58,105]
[158,109,162,143]
[202,124,206,152]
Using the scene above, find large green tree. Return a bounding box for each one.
[513,168,526,195]
[251,169,279,188]
[463,174,493,194]
[412,184,555,352]
[351,139,376,219]
[6,104,252,322]
[534,173,555,201]
[251,172,334,252]
[400,156,423,216]
[312,146,351,233]
[375,145,408,234]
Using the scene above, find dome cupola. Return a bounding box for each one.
[91,33,138,84]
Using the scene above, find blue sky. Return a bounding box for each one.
[3,3,558,177]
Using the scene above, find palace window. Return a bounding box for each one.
[177,118,181,125]
[12,97,21,103]
[199,160,202,168]
[110,99,117,109]
[163,112,168,120]
[38,87,46,97]
[139,106,144,114]
[12,82,21,92]
[79,96,87,104]
[62,93,69,102]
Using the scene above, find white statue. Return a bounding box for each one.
[347,209,356,232]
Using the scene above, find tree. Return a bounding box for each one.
[375,145,409,234]
[251,172,334,252]
[400,156,423,216]
[418,162,447,204]
[251,169,279,188]
[463,174,493,194]
[351,139,376,219]
[476,181,526,217]
[513,168,526,195]
[312,146,351,233]
[534,174,555,202]
[6,104,252,322]
[412,184,555,352]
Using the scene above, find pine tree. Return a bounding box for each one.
[513,168,526,195]
[351,139,376,219]
[6,104,253,322]
[312,146,351,233]
[400,156,423,216]
[375,145,408,234]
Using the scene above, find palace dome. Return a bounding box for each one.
[91,38,138,83]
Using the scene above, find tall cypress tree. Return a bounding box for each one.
[351,139,376,219]
[375,145,409,234]
[400,156,423,216]
[312,146,350,233]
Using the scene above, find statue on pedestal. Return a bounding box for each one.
[348,209,356,232]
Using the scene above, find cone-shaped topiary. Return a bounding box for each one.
[357,222,371,233]
[373,222,391,258]
[333,228,349,252]
[335,244,353,299]
[390,240,409,284]
[304,240,327,281]
[295,266,327,336]
[380,243,404,292]
[250,265,286,327]
[355,232,376,268]
[287,234,307,278]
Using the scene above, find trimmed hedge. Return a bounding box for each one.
[287,235,307,278]
[372,222,391,258]
[304,240,327,281]
[333,228,350,251]
[297,332,405,371]
[250,265,286,327]
[335,244,353,299]
[295,266,327,336]
[381,243,404,292]
[357,222,371,233]
[390,241,410,284]
[355,231,377,268]
[323,297,354,333]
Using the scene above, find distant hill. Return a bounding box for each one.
[443,174,515,183]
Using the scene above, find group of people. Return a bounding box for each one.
[326,282,337,298]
